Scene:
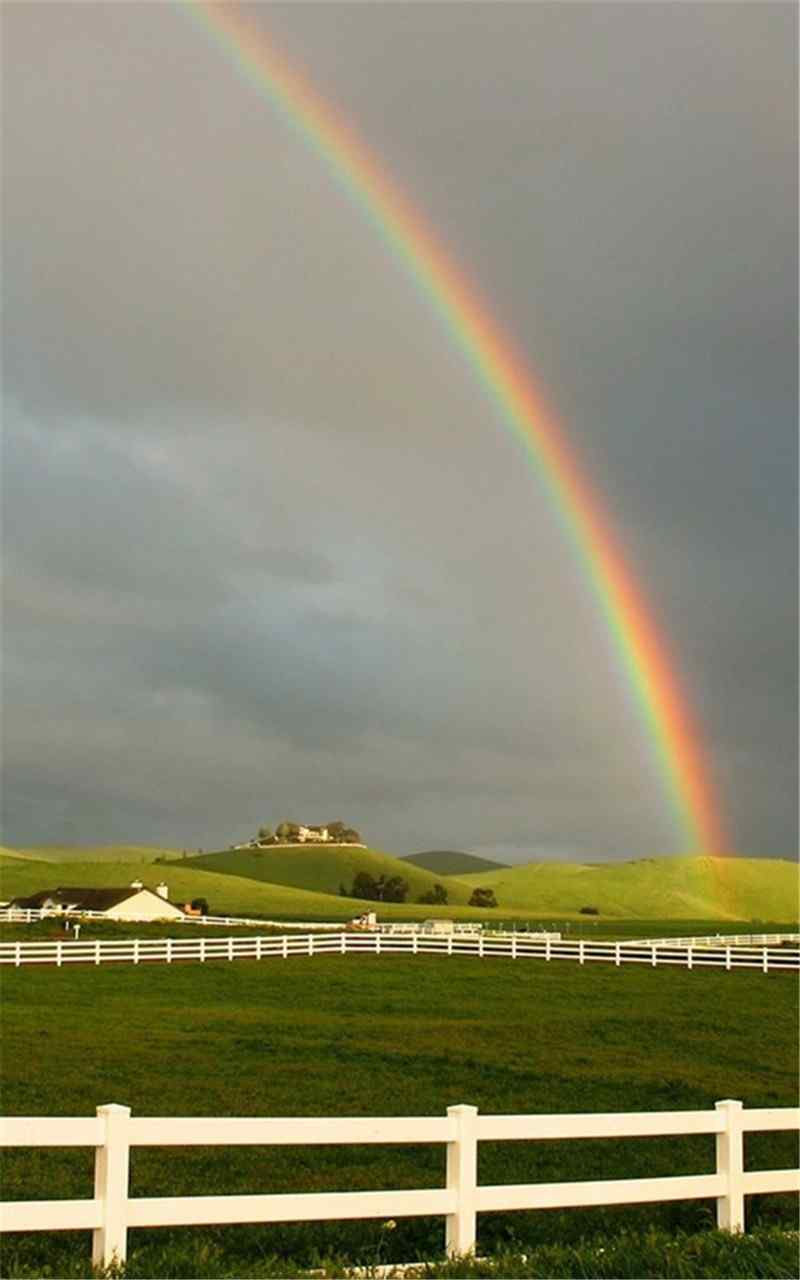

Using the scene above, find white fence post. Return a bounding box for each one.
[687,945,693,971]
[763,950,769,975]
[715,1099,744,1232]
[614,942,620,967]
[92,1103,131,1268]
[56,942,63,968]
[446,1104,478,1257]
[166,938,173,965]
[578,941,584,965]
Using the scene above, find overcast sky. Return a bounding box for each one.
[3,2,796,861]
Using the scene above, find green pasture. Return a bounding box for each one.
[1,953,797,1278]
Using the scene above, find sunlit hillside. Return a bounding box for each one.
[10,846,187,863]
[460,855,799,921]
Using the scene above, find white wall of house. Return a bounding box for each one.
[104,890,185,921]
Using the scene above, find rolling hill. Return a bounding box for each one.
[190,845,475,905]
[459,855,800,921]
[402,850,510,876]
[9,845,187,863]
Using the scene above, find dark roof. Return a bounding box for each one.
[11,886,181,912]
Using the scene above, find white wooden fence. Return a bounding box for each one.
[1,1100,797,1267]
[619,933,799,949]
[0,930,798,971]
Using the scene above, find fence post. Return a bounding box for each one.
[614,942,620,967]
[166,938,173,965]
[687,945,693,971]
[715,1099,744,1232]
[763,949,769,975]
[95,941,101,966]
[92,1103,131,1268]
[15,943,20,967]
[282,936,288,959]
[56,942,63,968]
[446,1104,478,1257]
[578,941,584,965]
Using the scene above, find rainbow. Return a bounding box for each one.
[180,1,728,856]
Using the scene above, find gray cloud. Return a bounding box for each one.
[2,3,796,859]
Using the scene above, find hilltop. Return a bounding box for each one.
[190,845,474,905]
[402,850,510,876]
[459,855,799,921]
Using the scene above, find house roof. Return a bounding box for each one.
[11,886,182,912]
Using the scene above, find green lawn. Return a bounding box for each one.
[1,955,797,1277]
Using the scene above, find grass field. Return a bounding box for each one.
[1,954,797,1277]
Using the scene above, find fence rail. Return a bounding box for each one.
[1,1101,797,1267]
[619,933,799,948]
[0,930,798,971]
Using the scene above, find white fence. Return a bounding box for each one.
[0,908,344,930]
[0,930,798,971]
[619,933,800,949]
[1,1100,797,1267]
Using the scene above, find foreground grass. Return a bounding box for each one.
[2,1228,797,1278]
[1,955,797,1277]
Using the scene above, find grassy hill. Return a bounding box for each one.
[0,858,378,921]
[190,844,475,905]
[460,855,799,921]
[8,845,186,863]
[402,850,510,875]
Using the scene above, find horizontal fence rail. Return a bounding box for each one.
[0,931,798,971]
[618,933,800,948]
[1,1101,797,1267]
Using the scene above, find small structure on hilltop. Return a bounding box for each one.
[234,819,364,849]
[10,881,188,922]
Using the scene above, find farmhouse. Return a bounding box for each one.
[10,881,188,922]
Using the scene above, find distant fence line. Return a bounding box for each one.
[619,933,800,949]
[0,930,797,971]
[1,1099,797,1268]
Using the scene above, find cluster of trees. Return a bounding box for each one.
[343,872,410,903]
[340,875,497,908]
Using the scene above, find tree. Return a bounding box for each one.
[417,883,448,905]
[258,825,273,843]
[328,821,346,841]
[579,905,599,915]
[342,828,361,844]
[469,887,498,909]
[352,871,379,901]
[382,876,408,903]
[191,898,209,916]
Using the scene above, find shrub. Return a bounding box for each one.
[418,883,448,905]
[469,887,498,908]
[579,905,599,915]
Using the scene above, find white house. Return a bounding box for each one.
[10,882,187,922]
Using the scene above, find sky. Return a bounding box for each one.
[3,2,797,862]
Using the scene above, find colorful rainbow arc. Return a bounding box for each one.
[181,0,728,856]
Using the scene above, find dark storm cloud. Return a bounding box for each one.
[2,3,796,858]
